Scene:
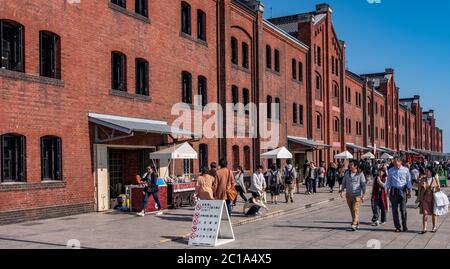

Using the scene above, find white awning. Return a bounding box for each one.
[150,142,198,160]
[381,153,394,160]
[361,152,376,160]
[88,113,199,138]
[261,147,293,159]
[334,151,354,160]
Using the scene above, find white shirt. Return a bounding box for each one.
[250,172,266,193]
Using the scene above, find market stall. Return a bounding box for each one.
[361,152,376,160]
[334,151,354,160]
[149,142,198,208]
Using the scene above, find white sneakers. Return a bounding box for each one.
[136,210,163,217]
[137,210,145,217]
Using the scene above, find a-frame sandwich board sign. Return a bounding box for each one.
[188,200,235,247]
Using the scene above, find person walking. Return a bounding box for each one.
[386,157,412,233]
[137,166,163,217]
[195,166,215,200]
[283,159,297,203]
[327,162,338,193]
[317,162,326,188]
[307,162,318,194]
[300,160,309,194]
[416,166,441,234]
[213,159,236,217]
[340,161,366,231]
[267,164,282,204]
[337,161,346,189]
[208,162,218,178]
[250,165,267,203]
[371,167,388,226]
[233,165,248,206]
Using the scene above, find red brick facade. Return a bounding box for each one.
[0,1,445,223]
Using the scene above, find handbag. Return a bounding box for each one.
[226,169,237,202]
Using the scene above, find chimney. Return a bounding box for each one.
[316,3,333,14]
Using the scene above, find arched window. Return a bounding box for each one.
[266,45,272,69]
[274,49,280,72]
[316,112,322,130]
[232,85,239,109]
[181,1,191,35]
[197,9,206,41]
[0,20,25,72]
[41,136,62,181]
[1,134,26,182]
[198,76,207,106]
[292,59,297,80]
[111,51,127,91]
[293,103,298,124]
[243,146,251,171]
[242,42,249,69]
[231,37,238,64]
[135,58,149,96]
[333,117,340,133]
[275,97,281,121]
[267,95,272,119]
[40,31,61,79]
[232,145,240,170]
[135,0,148,17]
[199,144,208,170]
[181,71,192,104]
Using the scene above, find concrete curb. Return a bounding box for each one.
[159,195,342,244]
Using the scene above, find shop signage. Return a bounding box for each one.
[188,200,235,247]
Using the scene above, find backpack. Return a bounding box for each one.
[284,167,294,184]
[270,171,278,186]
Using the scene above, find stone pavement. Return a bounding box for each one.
[162,188,450,249]
[0,185,340,249]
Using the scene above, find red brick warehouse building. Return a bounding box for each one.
[0,0,445,224]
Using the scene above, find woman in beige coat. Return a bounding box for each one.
[195,167,215,200]
[416,166,441,234]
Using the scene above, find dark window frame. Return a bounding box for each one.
[198,75,207,107]
[1,134,26,183]
[231,37,238,65]
[243,146,251,171]
[135,58,149,96]
[274,49,280,72]
[242,42,249,69]
[135,0,148,17]
[266,45,272,69]
[293,103,298,124]
[111,51,127,91]
[182,71,193,104]
[199,144,208,170]
[298,61,303,82]
[39,31,61,79]
[181,1,192,35]
[299,105,304,125]
[41,136,62,181]
[197,9,206,41]
[232,85,239,109]
[292,59,297,80]
[0,20,25,72]
[111,0,126,8]
[267,95,272,119]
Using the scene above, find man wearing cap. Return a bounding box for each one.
[387,157,412,233]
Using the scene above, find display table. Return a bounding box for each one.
[126,185,168,213]
[167,182,196,208]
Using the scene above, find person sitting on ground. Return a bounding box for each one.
[243,192,269,217]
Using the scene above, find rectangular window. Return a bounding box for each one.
[335,58,339,76]
[231,37,238,65]
[135,58,149,96]
[181,2,191,35]
[299,105,304,125]
[39,31,61,79]
[182,71,192,104]
[267,96,272,119]
[41,136,62,181]
[292,59,297,80]
[135,0,148,17]
[197,10,206,41]
[242,42,249,69]
[244,146,251,171]
[111,52,127,91]
[0,20,25,72]
[1,135,25,182]
[111,0,126,8]
[243,88,249,114]
[317,114,322,130]
[266,45,272,69]
[274,49,280,72]
[198,76,207,106]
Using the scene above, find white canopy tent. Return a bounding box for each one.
[380,153,394,160]
[260,147,293,160]
[334,151,354,160]
[150,142,198,178]
[361,152,376,160]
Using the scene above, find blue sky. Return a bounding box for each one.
[262,0,450,152]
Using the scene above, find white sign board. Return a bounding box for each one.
[188,200,235,247]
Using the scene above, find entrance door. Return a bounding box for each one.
[295,153,306,178]
[108,150,124,201]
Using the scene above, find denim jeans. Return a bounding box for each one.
[143,191,162,212]
[226,200,232,217]
[371,199,387,223]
